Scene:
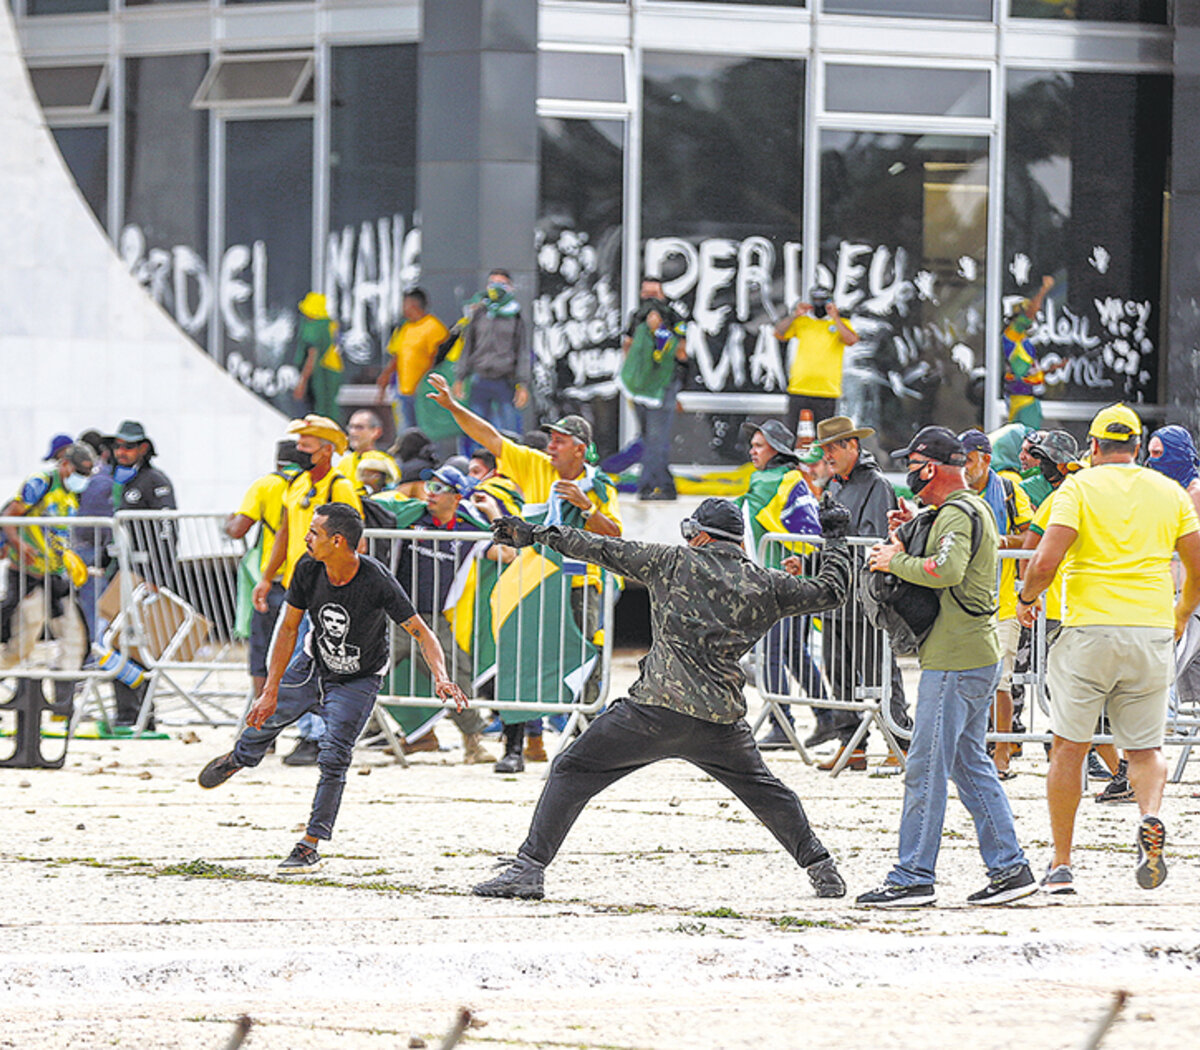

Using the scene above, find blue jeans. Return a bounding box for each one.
[634,378,681,493]
[232,652,380,840]
[889,662,1026,886]
[467,376,522,449]
[396,394,418,432]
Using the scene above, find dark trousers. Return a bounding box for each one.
[518,699,829,868]
[635,378,681,495]
[762,615,826,727]
[232,652,380,840]
[819,613,910,747]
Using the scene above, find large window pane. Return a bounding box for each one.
[1010,0,1166,23]
[826,0,990,17]
[121,54,210,344]
[223,119,314,414]
[52,126,107,230]
[820,131,989,459]
[1003,70,1170,412]
[642,52,805,464]
[534,117,625,457]
[328,44,420,386]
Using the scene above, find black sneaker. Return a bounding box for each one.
[282,738,320,766]
[276,841,323,874]
[1095,775,1135,804]
[855,882,936,909]
[967,863,1037,906]
[757,724,793,751]
[1135,816,1167,890]
[472,857,545,899]
[1087,750,1113,781]
[806,856,846,898]
[198,751,242,789]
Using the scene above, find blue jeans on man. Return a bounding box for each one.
[888,662,1027,886]
[232,652,379,840]
[465,376,522,451]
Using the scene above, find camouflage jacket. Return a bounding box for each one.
[536,527,852,723]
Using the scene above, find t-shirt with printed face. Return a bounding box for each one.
[285,553,416,681]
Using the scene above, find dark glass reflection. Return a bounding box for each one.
[642,52,805,464]
[825,0,990,18]
[224,119,314,413]
[52,126,108,230]
[1010,0,1166,23]
[328,44,420,385]
[26,0,108,13]
[1003,70,1170,410]
[535,118,625,455]
[820,131,990,458]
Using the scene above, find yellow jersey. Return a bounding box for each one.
[782,315,855,399]
[1049,464,1199,628]
[235,471,291,579]
[1028,491,1067,622]
[280,468,361,586]
[387,313,450,396]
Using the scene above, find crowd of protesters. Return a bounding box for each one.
[4,273,1198,905]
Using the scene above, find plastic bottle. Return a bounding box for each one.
[797,408,816,444]
[97,649,146,689]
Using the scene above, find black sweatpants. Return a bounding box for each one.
[518,699,829,868]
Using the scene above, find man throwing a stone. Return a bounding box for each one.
[471,496,854,902]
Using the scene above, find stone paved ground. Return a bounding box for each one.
[3,653,1200,1049]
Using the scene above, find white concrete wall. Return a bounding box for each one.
[0,5,286,511]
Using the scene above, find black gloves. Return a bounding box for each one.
[817,493,852,541]
[491,516,537,548]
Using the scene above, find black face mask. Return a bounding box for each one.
[1039,461,1063,486]
[906,464,933,500]
[290,450,315,473]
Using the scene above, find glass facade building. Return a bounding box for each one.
[13,0,1181,461]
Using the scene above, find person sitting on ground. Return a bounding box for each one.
[471,496,853,902]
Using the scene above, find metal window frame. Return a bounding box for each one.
[28,59,111,117]
[192,50,315,110]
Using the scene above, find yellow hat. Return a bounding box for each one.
[286,414,349,455]
[356,451,399,485]
[298,292,329,320]
[1088,402,1142,442]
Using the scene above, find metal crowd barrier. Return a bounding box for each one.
[753,534,1198,781]
[1,516,121,766]
[362,527,616,763]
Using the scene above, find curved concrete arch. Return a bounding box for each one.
[1,5,286,510]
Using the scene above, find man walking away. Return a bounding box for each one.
[860,427,1036,908]
[471,496,853,903]
[1018,404,1200,893]
[199,504,467,873]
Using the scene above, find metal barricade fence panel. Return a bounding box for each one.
[1,515,116,765]
[363,527,614,733]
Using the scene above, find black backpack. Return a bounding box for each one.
[861,498,996,656]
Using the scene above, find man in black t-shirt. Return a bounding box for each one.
[199,503,468,873]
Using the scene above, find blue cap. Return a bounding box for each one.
[45,433,73,460]
[421,464,471,495]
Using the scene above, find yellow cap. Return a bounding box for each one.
[286,414,349,455]
[1088,402,1142,442]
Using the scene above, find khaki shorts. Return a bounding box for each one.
[1046,625,1174,750]
[997,616,1021,692]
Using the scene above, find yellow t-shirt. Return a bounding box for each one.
[782,315,855,399]
[236,472,291,578]
[280,469,362,586]
[1029,492,1067,622]
[387,313,450,396]
[996,476,1034,621]
[1048,464,1199,628]
[498,438,623,589]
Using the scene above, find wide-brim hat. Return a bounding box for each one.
[286,414,349,455]
[356,451,399,485]
[740,419,797,459]
[298,292,330,320]
[108,419,156,458]
[814,416,875,446]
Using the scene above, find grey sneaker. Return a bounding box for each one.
[806,856,846,898]
[198,751,242,789]
[1135,816,1167,890]
[472,857,545,899]
[1040,863,1075,895]
[276,841,323,875]
[967,864,1037,906]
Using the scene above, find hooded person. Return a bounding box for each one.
[1147,426,1200,513]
